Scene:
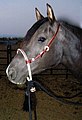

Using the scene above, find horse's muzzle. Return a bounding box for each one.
[6,65,17,84]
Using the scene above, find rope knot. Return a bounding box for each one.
[44,46,49,51]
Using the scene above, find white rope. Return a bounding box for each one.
[17,49,36,93]
[17,49,32,81]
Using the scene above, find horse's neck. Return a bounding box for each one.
[60,21,82,40]
[59,24,82,70]
[58,25,82,82]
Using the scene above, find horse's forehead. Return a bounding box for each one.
[37,21,49,33]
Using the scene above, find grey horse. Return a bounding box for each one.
[6,4,82,85]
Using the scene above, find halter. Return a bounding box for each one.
[17,23,60,65]
[17,23,60,90]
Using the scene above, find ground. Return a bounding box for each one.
[0,75,82,120]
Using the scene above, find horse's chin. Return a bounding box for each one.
[7,77,26,85]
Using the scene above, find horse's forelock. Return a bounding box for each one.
[24,17,48,41]
[20,17,49,48]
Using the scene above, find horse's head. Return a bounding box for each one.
[6,4,63,84]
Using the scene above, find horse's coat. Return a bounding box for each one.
[6,4,82,84]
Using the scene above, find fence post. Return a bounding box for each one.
[7,45,12,65]
[66,69,68,79]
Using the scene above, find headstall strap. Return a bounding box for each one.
[48,23,60,47]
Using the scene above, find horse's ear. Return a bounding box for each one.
[35,8,44,21]
[47,3,56,24]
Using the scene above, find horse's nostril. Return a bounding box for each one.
[8,68,16,80]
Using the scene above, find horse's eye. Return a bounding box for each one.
[38,37,46,42]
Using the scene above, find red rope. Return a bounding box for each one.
[48,23,60,47]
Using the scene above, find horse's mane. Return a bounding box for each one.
[60,21,82,40]
[24,19,82,41]
[20,18,82,48]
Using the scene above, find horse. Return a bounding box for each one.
[6,3,82,85]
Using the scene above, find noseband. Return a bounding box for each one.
[17,23,60,65]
